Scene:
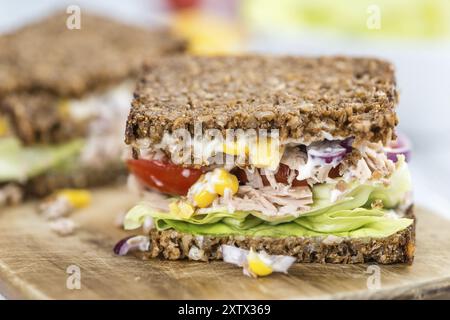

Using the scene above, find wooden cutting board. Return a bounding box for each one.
[0,186,449,300]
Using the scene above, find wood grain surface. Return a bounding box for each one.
[0,186,449,300]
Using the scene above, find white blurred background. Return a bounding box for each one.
[1,0,449,216]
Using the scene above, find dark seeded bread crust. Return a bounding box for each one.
[146,206,415,264]
[0,11,186,98]
[126,55,398,146]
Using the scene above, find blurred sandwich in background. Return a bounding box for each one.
[0,11,185,205]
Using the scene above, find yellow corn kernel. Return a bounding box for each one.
[223,139,249,156]
[247,250,273,277]
[193,189,217,208]
[56,189,91,209]
[212,169,239,196]
[178,201,195,218]
[0,116,9,136]
[169,201,180,215]
[249,137,283,170]
[169,201,195,219]
[57,99,70,118]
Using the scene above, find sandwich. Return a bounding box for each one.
[120,55,415,264]
[0,12,185,204]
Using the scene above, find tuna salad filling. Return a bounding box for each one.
[124,135,414,239]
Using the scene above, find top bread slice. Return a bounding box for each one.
[0,11,186,145]
[126,55,398,147]
[0,11,186,98]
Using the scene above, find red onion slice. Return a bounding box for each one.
[307,141,348,165]
[114,235,150,256]
[384,133,411,162]
[339,137,354,153]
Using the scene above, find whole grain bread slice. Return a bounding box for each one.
[0,11,186,99]
[126,55,398,147]
[145,206,415,264]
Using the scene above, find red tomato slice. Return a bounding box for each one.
[127,159,204,196]
[128,159,342,196]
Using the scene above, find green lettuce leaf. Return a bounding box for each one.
[294,207,386,233]
[368,158,412,208]
[0,137,84,182]
[222,215,264,229]
[124,204,252,230]
[155,210,412,238]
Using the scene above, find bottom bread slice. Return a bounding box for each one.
[147,206,416,264]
